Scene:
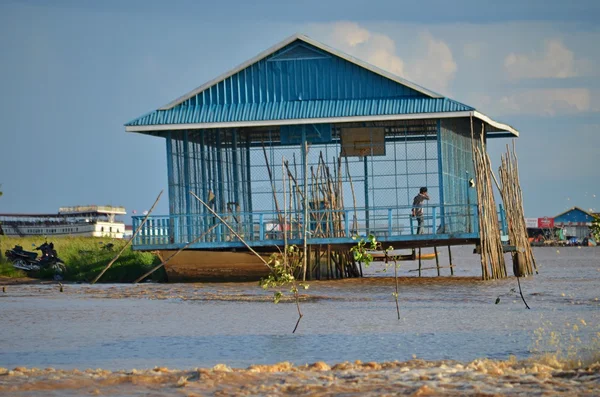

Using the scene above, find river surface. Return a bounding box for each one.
[0,246,599,395]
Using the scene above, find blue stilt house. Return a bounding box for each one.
[125,34,518,280]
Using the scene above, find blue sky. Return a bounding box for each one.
[1,0,598,221]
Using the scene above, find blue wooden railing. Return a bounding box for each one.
[130,203,496,250]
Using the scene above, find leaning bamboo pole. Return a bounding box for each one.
[91,190,163,284]
[498,141,537,276]
[471,119,507,280]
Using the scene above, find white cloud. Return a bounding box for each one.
[504,39,590,80]
[330,21,370,48]
[322,22,456,95]
[497,88,591,116]
[405,32,457,95]
[328,21,405,77]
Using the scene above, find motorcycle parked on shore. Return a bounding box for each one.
[5,242,66,279]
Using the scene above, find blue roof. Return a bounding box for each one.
[127,98,473,127]
[554,207,597,224]
[125,34,516,136]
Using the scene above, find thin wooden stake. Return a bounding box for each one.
[418,247,422,277]
[448,246,454,276]
[91,190,163,284]
[393,256,400,320]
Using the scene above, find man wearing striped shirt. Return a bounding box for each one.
[411,187,430,234]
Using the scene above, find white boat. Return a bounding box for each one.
[0,205,127,238]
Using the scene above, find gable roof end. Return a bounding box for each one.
[159,33,443,111]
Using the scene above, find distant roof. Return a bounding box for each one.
[59,205,126,215]
[554,206,597,224]
[126,33,518,138]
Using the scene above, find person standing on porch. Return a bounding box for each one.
[412,187,430,234]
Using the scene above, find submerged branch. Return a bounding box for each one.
[516,275,531,310]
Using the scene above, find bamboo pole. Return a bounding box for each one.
[470,118,506,280]
[434,246,440,276]
[498,141,536,277]
[470,116,488,279]
[448,246,454,276]
[91,190,163,284]
[190,192,271,269]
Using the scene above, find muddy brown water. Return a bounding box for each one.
[0,246,599,396]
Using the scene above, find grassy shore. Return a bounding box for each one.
[0,236,165,282]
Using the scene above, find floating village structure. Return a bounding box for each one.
[554,207,597,240]
[126,34,521,281]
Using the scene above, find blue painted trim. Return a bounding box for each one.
[216,132,224,214]
[301,129,309,241]
[364,156,370,232]
[183,131,192,239]
[165,132,175,244]
[259,214,264,240]
[200,131,208,220]
[245,136,253,214]
[436,119,445,229]
[232,129,240,206]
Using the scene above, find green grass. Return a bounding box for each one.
[0,236,166,283]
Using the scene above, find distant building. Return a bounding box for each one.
[553,207,597,239]
[123,225,133,239]
[0,205,127,239]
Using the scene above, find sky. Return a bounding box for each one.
[0,0,599,222]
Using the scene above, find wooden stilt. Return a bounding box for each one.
[325,245,329,280]
[418,247,422,277]
[448,246,454,276]
[434,246,440,276]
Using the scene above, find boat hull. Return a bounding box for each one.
[159,250,272,282]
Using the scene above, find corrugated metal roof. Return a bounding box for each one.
[125,33,518,137]
[158,34,442,111]
[127,98,473,127]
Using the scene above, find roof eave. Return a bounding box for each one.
[473,111,519,137]
[126,110,518,137]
